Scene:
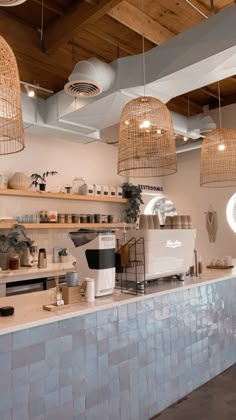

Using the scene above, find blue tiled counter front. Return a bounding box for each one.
[0,277,236,419]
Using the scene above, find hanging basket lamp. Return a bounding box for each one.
[117,96,177,177]
[200,128,236,187]
[0,36,24,155]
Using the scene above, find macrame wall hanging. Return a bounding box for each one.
[205,210,217,243]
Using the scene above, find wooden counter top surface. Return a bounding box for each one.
[0,266,235,335]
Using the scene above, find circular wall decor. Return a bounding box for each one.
[226,193,236,233]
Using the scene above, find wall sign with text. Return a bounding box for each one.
[138,184,163,192]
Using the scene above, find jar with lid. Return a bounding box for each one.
[72,177,85,194]
[80,214,87,223]
[87,214,95,223]
[58,214,65,223]
[72,214,80,223]
[65,214,72,224]
[9,255,20,270]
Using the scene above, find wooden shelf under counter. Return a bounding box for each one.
[0,222,135,229]
[0,188,128,203]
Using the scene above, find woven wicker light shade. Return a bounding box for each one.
[200,128,236,187]
[117,96,177,177]
[0,36,24,155]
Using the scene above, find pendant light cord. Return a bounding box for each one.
[218,81,222,130]
[141,0,146,96]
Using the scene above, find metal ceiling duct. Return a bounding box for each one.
[0,0,27,5]
[64,58,116,98]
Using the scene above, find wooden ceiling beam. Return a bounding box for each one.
[107,0,174,45]
[200,86,225,101]
[85,24,136,55]
[31,0,64,16]
[184,0,211,18]
[44,0,123,53]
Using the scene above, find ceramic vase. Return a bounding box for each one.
[8,172,31,190]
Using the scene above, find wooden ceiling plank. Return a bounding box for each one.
[200,86,225,101]
[44,0,123,53]
[31,0,64,16]
[85,25,136,55]
[108,0,174,45]
[184,0,211,17]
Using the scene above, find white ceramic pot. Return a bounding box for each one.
[8,172,31,190]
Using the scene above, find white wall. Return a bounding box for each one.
[163,148,236,263]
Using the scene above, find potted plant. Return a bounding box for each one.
[0,224,34,270]
[58,248,70,263]
[30,171,58,191]
[122,182,143,223]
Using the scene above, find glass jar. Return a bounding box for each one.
[58,214,65,223]
[72,214,80,223]
[80,214,87,223]
[9,255,20,270]
[65,214,72,223]
[87,214,94,223]
[94,214,101,223]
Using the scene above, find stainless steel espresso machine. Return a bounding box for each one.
[69,229,116,297]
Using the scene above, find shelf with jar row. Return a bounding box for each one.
[0,222,135,230]
[0,189,128,203]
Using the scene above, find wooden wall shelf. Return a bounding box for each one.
[0,223,135,230]
[0,189,128,204]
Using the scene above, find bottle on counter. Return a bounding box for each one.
[198,255,203,274]
[38,248,47,268]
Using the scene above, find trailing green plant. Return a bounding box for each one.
[122,182,143,222]
[30,171,58,188]
[0,224,34,254]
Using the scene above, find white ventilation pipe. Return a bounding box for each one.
[64,58,116,98]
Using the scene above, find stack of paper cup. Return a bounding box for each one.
[164,216,172,229]
[172,215,181,229]
[224,256,232,267]
[153,215,160,229]
[180,215,188,229]
[139,214,148,230]
[147,215,154,229]
[187,215,193,229]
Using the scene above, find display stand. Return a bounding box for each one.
[115,236,146,295]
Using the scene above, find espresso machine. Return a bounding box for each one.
[69,229,116,297]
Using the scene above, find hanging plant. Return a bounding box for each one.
[122,182,143,222]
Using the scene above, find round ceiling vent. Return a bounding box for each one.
[64,58,115,98]
[0,0,27,5]
[64,80,101,98]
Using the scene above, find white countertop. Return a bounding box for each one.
[0,266,235,335]
[0,261,76,284]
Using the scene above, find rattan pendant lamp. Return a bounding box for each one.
[200,82,236,187]
[0,36,24,155]
[117,4,176,178]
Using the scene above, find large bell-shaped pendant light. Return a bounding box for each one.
[200,82,236,187]
[200,128,236,187]
[118,95,177,177]
[0,36,24,155]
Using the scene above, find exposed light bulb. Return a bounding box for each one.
[218,143,225,151]
[140,120,151,129]
[156,129,161,134]
[28,89,35,98]
[125,120,129,125]
[183,136,188,142]
[25,84,35,98]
